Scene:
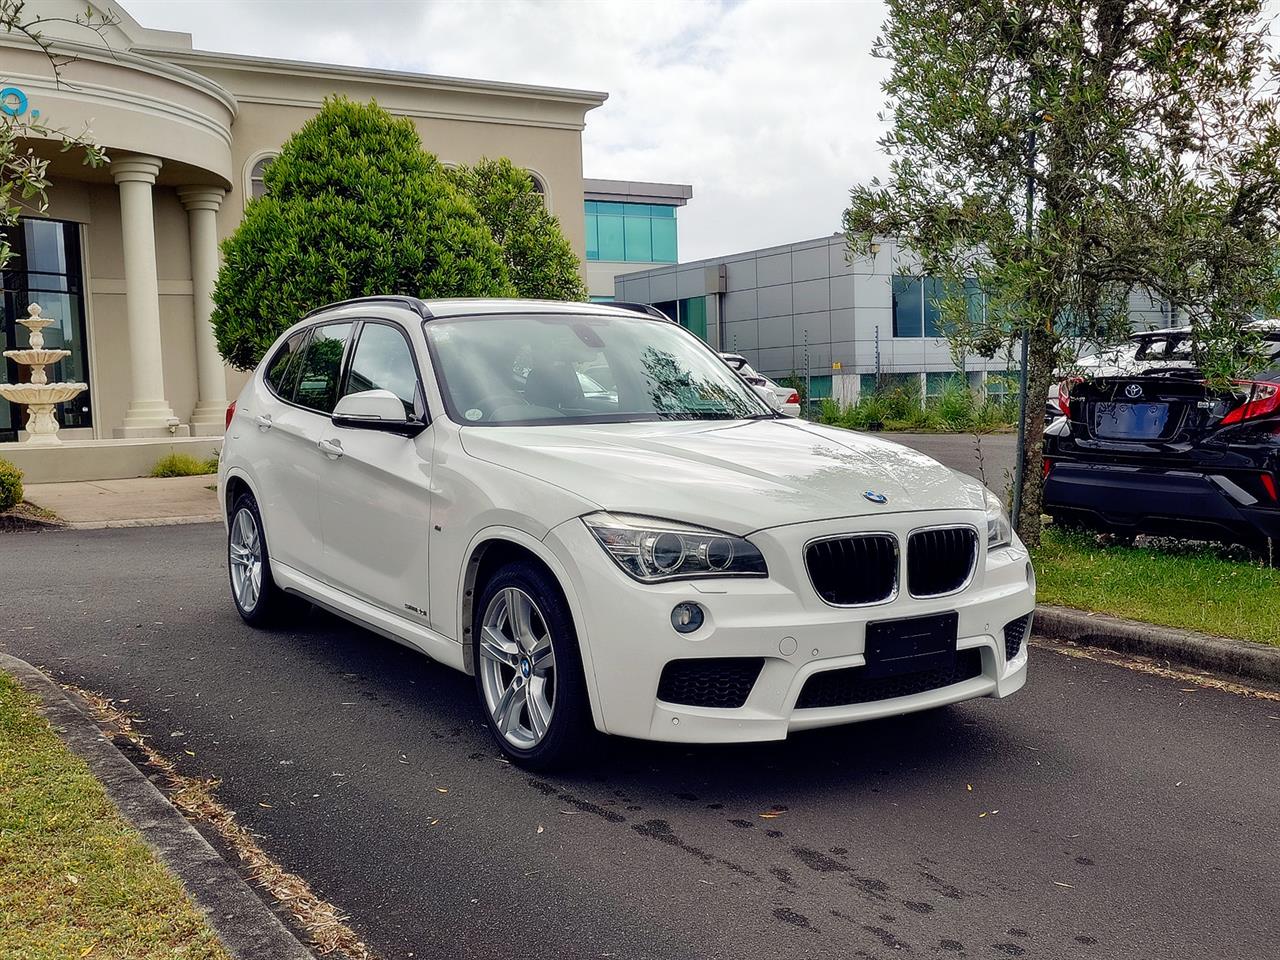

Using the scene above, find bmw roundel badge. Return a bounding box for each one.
[863,490,889,504]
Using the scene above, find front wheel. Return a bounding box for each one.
[473,560,593,769]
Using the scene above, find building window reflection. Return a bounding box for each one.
[1,218,91,440]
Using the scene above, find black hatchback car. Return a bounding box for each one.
[1043,367,1280,551]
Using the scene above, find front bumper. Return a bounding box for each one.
[544,511,1034,743]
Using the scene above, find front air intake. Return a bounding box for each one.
[656,658,764,708]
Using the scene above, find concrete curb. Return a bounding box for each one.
[1033,604,1280,683]
[0,653,315,960]
[64,514,222,530]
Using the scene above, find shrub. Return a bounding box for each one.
[150,453,219,478]
[213,97,512,369]
[446,157,585,300]
[815,379,1017,433]
[0,458,22,512]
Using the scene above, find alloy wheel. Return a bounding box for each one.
[479,586,557,749]
[229,507,263,613]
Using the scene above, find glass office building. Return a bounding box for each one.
[582,180,693,300]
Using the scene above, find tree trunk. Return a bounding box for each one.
[1015,322,1056,546]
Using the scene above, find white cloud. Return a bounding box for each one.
[119,0,891,261]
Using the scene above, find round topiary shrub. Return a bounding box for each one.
[0,458,23,512]
[446,157,586,301]
[212,96,513,370]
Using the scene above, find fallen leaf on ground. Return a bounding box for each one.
[536,825,544,834]
[435,787,449,794]
[1053,881,1074,888]
[759,812,782,819]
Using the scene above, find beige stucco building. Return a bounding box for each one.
[1,1,606,476]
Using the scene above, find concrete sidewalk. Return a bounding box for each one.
[23,475,221,528]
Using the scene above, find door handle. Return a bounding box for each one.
[318,438,344,460]
[255,414,272,431]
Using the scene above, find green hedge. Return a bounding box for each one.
[0,459,22,512]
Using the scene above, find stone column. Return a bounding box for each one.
[179,186,228,436]
[112,155,187,437]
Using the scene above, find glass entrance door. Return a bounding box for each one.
[1,218,92,442]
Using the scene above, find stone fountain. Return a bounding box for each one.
[0,303,88,446]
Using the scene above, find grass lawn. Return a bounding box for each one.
[0,671,231,960]
[1033,528,1280,646]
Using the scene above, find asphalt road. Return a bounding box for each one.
[3,524,1277,960]
[892,432,1016,497]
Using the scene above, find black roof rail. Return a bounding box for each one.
[303,295,432,319]
[608,301,675,322]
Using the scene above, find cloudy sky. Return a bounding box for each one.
[119,0,892,262]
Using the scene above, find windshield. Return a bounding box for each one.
[424,313,773,425]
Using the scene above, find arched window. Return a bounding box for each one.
[247,154,277,200]
[526,170,547,206]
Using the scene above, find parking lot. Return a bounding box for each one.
[3,522,1277,960]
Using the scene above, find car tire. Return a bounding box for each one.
[227,492,288,626]
[472,560,594,770]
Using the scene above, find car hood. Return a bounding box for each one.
[458,419,985,535]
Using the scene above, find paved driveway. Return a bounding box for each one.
[2,524,1276,960]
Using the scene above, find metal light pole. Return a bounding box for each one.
[1010,117,1038,529]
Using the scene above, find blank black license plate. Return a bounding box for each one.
[1093,402,1169,439]
[864,611,958,678]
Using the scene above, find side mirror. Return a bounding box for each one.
[331,389,427,437]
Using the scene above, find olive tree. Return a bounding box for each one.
[213,97,512,369]
[844,0,1280,544]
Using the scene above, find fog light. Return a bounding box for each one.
[671,602,704,634]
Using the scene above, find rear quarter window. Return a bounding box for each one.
[264,330,308,398]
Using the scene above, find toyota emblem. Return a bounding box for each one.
[1124,383,1143,399]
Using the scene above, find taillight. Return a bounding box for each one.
[1043,458,1053,479]
[1262,473,1278,502]
[1221,381,1280,425]
[785,391,800,405]
[1057,376,1082,418]
[225,399,236,431]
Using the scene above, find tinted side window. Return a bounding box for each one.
[344,323,420,417]
[293,323,353,413]
[264,330,308,397]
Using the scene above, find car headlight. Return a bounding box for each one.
[984,488,1013,549]
[583,512,768,582]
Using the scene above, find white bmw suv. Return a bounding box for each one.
[219,297,1033,767]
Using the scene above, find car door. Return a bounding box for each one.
[243,326,320,574]
[266,321,355,580]
[315,319,435,622]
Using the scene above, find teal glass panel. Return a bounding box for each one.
[923,277,947,337]
[594,201,625,215]
[892,277,923,337]
[680,297,707,340]
[584,213,599,260]
[623,203,650,217]
[596,215,625,261]
[584,201,598,214]
[623,216,652,261]
[651,218,677,262]
[808,375,832,400]
[649,205,676,218]
[589,295,614,303]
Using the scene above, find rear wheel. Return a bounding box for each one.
[473,560,593,769]
[228,492,288,625]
